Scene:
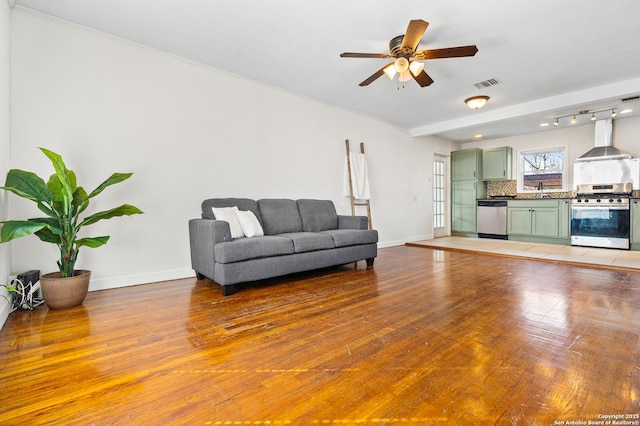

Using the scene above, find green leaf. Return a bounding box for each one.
[47,171,77,204]
[34,227,60,244]
[76,236,110,248]
[30,217,62,235]
[88,172,133,198]
[0,221,47,242]
[2,169,52,204]
[80,204,143,227]
[72,186,90,215]
[40,148,75,210]
[37,201,56,217]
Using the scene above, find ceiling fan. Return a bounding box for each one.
[340,19,478,87]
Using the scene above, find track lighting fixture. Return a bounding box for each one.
[547,108,620,127]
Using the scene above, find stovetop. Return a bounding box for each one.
[573,194,631,206]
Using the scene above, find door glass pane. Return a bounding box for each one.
[434,159,445,229]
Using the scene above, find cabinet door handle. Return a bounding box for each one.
[503,170,506,176]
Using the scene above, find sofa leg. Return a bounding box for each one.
[366,257,375,267]
[195,271,206,280]
[221,284,235,296]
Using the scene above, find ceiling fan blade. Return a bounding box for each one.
[358,63,392,86]
[414,45,478,60]
[400,19,429,51]
[340,52,389,59]
[413,70,434,87]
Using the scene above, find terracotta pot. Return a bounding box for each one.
[40,270,91,310]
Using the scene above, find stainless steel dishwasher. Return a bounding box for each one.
[477,199,508,239]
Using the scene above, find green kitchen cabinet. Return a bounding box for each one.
[451,148,485,235]
[452,148,482,182]
[631,199,640,247]
[452,180,479,233]
[558,199,570,238]
[507,199,570,243]
[482,147,512,181]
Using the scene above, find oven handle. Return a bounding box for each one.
[571,205,630,210]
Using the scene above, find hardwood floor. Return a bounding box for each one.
[1,246,639,425]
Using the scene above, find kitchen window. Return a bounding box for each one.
[518,147,568,192]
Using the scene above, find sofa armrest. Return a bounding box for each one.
[189,219,232,279]
[338,215,369,230]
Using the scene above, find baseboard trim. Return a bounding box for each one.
[88,268,195,292]
[0,286,13,330]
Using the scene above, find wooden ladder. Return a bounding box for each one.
[345,139,372,230]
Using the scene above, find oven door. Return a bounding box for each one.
[570,205,630,249]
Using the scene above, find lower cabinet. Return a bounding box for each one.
[507,199,570,243]
[631,199,640,248]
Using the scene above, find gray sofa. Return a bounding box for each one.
[189,198,378,295]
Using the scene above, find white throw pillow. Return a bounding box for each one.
[235,209,264,238]
[212,206,245,239]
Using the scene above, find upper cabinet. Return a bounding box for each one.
[452,148,483,181]
[482,147,512,181]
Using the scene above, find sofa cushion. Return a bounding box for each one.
[297,199,339,232]
[320,229,379,248]
[278,232,335,253]
[236,209,264,237]
[201,198,262,226]
[258,199,303,235]
[211,206,245,239]
[214,236,294,264]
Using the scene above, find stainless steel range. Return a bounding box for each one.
[570,182,632,250]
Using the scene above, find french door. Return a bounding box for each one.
[433,155,449,237]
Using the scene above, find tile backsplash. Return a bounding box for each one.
[485,180,639,199]
[486,180,573,199]
[486,180,517,197]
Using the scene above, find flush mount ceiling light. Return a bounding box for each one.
[465,96,490,110]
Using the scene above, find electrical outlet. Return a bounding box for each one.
[7,274,17,286]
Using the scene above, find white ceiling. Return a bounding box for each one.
[12,0,640,142]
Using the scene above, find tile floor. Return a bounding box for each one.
[408,236,640,270]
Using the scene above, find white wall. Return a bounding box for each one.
[411,135,460,239]
[1,0,12,327]
[9,9,439,291]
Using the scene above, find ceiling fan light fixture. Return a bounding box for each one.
[383,63,396,80]
[465,95,489,110]
[398,71,412,82]
[409,60,424,76]
[393,57,409,74]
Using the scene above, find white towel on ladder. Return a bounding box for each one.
[344,152,371,200]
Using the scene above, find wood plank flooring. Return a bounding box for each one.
[1,246,639,425]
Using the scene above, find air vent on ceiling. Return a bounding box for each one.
[474,78,501,89]
[621,96,640,103]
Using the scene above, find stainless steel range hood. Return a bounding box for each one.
[573,118,639,189]
[575,119,631,162]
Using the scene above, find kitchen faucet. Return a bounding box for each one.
[538,181,544,198]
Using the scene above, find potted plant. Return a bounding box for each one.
[1,147,143,309]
